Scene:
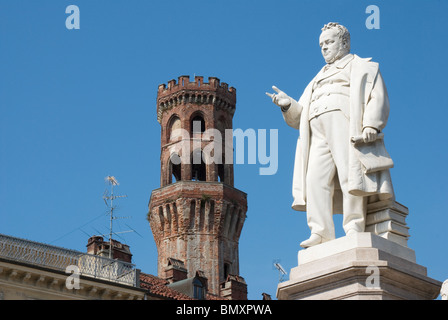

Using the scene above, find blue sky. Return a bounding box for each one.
[1,0,447,300]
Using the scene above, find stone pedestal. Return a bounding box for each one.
[276,232,441,300]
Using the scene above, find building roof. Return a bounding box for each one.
[139,272,226,300]
[139,272,194,300]
[0,233,231,300]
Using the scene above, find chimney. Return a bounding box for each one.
[164,258,188,283]
[262,292,272,300]
[86,236,133,263]
[220,274,248,300]
[86,236,104,255]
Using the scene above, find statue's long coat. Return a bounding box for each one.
[282,54,394,213]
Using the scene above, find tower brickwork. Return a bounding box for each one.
[148,76,247,297]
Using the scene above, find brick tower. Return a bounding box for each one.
[148,75,248,297]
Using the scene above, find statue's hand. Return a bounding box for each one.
[266,86,291,109]
[362,127,378,143]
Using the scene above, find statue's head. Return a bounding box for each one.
[319,22,350,64]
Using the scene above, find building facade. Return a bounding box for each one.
[0,233,209,300]
[0,233,146,300]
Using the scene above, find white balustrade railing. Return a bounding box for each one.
[0,233,138,287]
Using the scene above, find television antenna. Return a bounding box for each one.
[273,261,287,283]
[49,176,143,247]
[102,176,134,259]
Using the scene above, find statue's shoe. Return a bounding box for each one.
[300,234,328,248]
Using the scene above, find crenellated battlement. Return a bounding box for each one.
[158,75,236,96]
[156,76,237,123]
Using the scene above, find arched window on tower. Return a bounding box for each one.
[223,262,231,280]
[217,153,225,183]
[215,117,228,184]
[218,163,225,183]
[191,150,206,181]
[169,153,182,183]
[168,116,182,142]
[191,114,205,134]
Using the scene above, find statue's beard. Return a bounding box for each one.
[325,48,349,64]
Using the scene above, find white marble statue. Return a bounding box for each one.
[441,280,448,300]
[267,22,394,248]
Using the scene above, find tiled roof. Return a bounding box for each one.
[206,293,226,300]
[139,273,193,300]
[139,273,228,300]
